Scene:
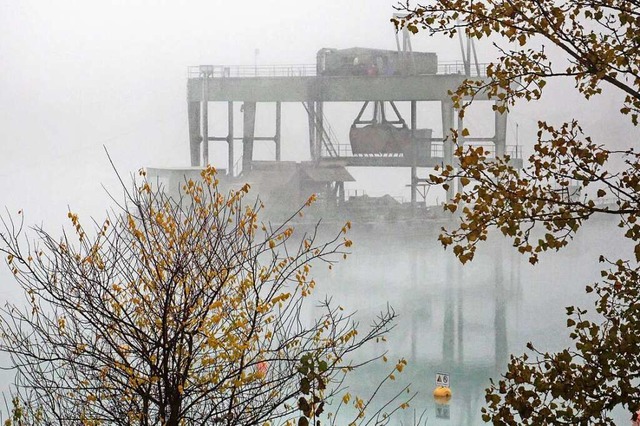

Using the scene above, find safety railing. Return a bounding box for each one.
[463,142,496,158]
[458,143,523,160]
[319,141,521,160]
[320,144,408,158]
[506,145,522,159]
[437,61,490,77]
[189,62,492,79]
[188,64,316,79]
[346,189,368,198]
[321,144,351,157]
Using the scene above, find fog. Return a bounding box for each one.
[1,0,639,423]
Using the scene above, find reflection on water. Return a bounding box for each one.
[312,217,627,425]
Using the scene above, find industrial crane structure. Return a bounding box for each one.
[173,30,522,216]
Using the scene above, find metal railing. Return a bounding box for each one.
[320,142,446,159]
[459,143,522,160]
[437,61,489,77]
[506,145,522,159]
[463,142,496,158]
[321,144,350,157]
[319,141,521,160]
[345,189,370,200]
[321,144,408,158]
[188,61,492,79]
[188,64,316,79]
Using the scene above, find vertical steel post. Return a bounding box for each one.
[494,101,508,157]
[227,101,234,176]
[242,102,257,173]
[315,101,323,161]
[275,101,281,161]
[306,102,316,160]
[188,102,201,167]
[441,100,455,200]
[201,78,209,166]
[465,37,471,77]
[456,107,465,195]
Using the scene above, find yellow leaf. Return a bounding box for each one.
[517,34,527,46]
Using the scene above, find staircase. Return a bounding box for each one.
[302,102,340,157]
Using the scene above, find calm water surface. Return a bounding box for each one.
[312,216,629,425]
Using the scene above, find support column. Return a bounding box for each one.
[494,101,508,157]
[306,102,316,160]
[410,100,417,207]
[275,101,281,161]
[201,98,209,166]
[187,102,201,167]
[441,100,455,201]
[242,102,257,173]
[314,101,323,161]
[456,107,465,195]
[227,102,234,176]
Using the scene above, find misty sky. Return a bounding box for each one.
[1,0,638,221]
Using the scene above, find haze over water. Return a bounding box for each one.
[311,216,629,424]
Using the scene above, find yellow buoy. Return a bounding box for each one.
[433,386,452,398]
